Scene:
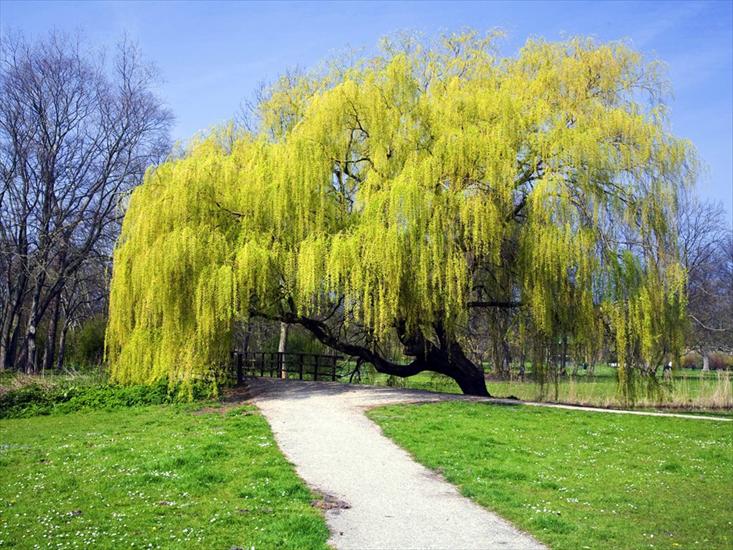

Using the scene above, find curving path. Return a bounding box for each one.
[248,379,546,550]
[246,379,728,549]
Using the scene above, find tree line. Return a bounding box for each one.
[0,32,172,373]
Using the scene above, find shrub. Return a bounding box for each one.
[680,352,733,370]
[65,316,107,367]
[709,353,733,370]
[0,378,215,419]
[681,352,701,369]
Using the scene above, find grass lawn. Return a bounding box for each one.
[368,402,733,550]
[0,404,329,549]
[357,366,733,412]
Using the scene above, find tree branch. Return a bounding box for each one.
[467,300,522,309]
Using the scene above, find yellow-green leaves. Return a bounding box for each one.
[106,32,694,388]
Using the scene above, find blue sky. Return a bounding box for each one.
[2,0,731,215]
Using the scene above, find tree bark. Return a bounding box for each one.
[428,322,490,396]
[24,282,44,374]
[0,272,27,370]
[278,322,289,379]
[425,342,490,396]
[42,297,61,372]
[0,311,19,370]
[56,322,69,371]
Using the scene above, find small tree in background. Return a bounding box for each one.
[677,191,733,368]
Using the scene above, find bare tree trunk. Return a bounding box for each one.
[0,275,27,370]
[278,322,289,379]
[24,282,43,374]
[501,339,512,377]
[702,352,710,372]
[242,324,252,353]
[56,321,69,371]
[0,311,16,370]
[2,320,21,369]
[42,296,61,372]
[432,347,489,396]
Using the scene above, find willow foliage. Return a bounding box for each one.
[107,33,695,392]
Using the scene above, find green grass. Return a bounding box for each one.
[354,366,733,412]
[368,401,733,550]
[0,404,329,549]
[0,372,220,419]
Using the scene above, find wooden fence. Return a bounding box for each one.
[232,351,344,384]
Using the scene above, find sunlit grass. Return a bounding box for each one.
[369,401,733,550]
[356,365,733,412]
[0,404,329,549]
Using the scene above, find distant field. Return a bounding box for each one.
[369,401,733,550]
[0,404,329,549]
[351,364,733,412]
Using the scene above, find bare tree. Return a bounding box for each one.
[677,190,733,367]
[0,31,172,372]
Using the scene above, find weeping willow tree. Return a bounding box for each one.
[106,32,695,396]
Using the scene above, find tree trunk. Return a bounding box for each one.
[0,283,26,370]
[702,352,710,372]
[274,311,491,397]
[242,324,252,353]
[42,297,61,372]
[25,322,38,374]
[501,339,512,377]
[413,328,490,397]
[0,311,18,370]
[439,354,490,396]
[56,322,69,371]
[278,322,289,379]
[1,225,28,371]
[24,283,43,374]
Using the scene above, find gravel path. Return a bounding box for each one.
[248,379,729,549]
[249,379,545,550]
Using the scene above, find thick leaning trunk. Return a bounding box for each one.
[364,343,489,397]
[273,310,491,397]
[421,340,490,397]
[432,354,490,396]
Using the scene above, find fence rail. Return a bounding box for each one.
[232,351,344,383]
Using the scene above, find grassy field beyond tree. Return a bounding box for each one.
[357,365,732,412]
[369,402,733,550]
[0,405,329,549]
